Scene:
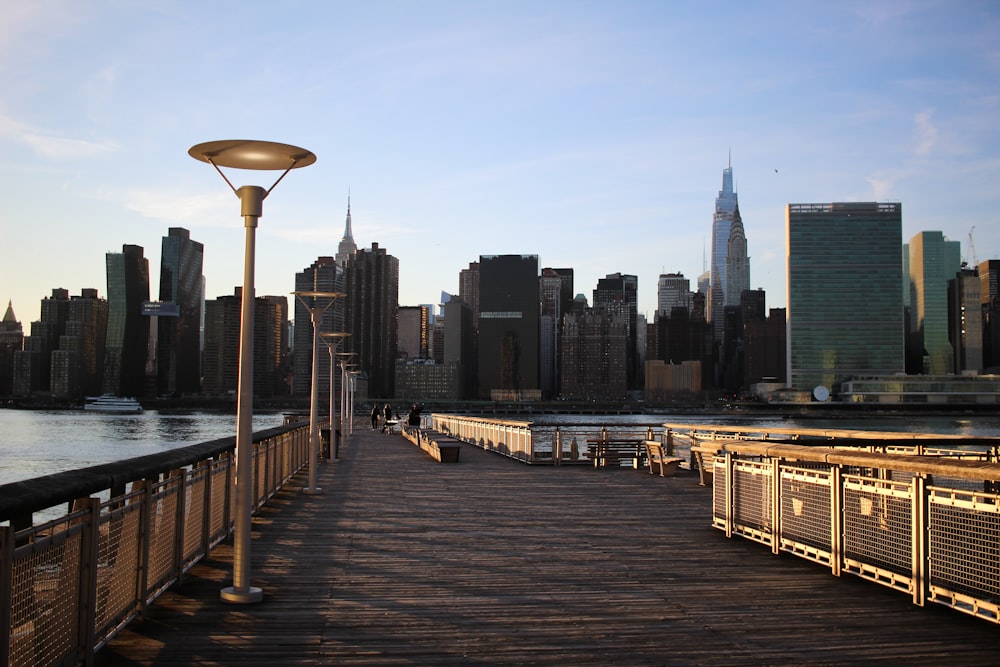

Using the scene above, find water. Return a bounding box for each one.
[2,408,999,487]
[0,408,287,486]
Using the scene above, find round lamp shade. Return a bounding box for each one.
[189,140,316,170]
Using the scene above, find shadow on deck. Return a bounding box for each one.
[96,428,1000,666]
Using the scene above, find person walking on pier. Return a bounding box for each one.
[370,404,379,431]
[381,403,392,432]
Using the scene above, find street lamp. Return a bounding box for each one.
[321,332,350,460]
[336,352,355,445]
[292,291,346,494]
[188,139,316,605]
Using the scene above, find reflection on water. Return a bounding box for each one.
[0,409,285,486]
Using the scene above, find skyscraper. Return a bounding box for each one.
[539,267,573,398]
[592,272,639,389]
[13,289,70,394]
[980,260,1000,370]
[293,256,343,398]
[657,273,692,316]
[343,243,399,399]
[709,158,741,341]
[725,205,750,307]
[105,244,150,397]
[786,203,904,393]
[158,228,204,396]
[477,255,539,400]
[52,289,108,398]
[336,195,358,266]
[907,231,961,375]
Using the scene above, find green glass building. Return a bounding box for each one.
[786,203,904,394]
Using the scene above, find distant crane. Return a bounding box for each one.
[967,226,978,267]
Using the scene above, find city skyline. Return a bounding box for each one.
[3,2,999,325]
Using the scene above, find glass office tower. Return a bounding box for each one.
[786,203,904,394]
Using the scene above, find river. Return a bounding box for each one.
[2,408,999,487]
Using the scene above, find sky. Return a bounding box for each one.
[2,1,999,327]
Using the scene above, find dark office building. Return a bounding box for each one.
[744,308,787,388]
[477,254,539,400]
[293,256,344,400]
[13,288,70,394]
[343,243,399,399]
[203,289,287,398]
[158,228,203,396]
[105,244,150,397]
[52,289,108,398]
[592,273,639,389]
[561,308,628,401]
[652,306,713,389]
[980,260,1000,371]
[443,298,476,399]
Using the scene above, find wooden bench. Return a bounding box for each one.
[586,439,643,468]
[643,441,683,477]
[401,426,461,463]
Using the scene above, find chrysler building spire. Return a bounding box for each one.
[336,192,357,265]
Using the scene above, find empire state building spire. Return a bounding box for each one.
[336,193,358,265]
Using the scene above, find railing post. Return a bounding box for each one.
[198,461,212,561]
[665,428,673,455]
[553,428,562,466]
[1,525,13,667]
[830,466,842,577]
[173,469,188,583]
[76,496,100,667]
[724,451,734,538]
[912,474,928,607]
[771,458,781,555]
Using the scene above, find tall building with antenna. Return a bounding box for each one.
[708,156,749,342]
[337,194,358,266]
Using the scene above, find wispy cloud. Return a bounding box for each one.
[0,112,118,160]
[111,187,235,227]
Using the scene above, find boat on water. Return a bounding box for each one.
[84,394,143,414]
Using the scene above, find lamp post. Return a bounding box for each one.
[336,352,355,446]
[321,332,350,460]
[188,139,315,605]
[292,291,345,494]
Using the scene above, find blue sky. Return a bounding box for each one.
[2,1,999,326]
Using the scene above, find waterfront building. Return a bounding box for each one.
[13,288,70,394]
[51,288,108,398]
[343,243,399,399]
[980,260,1000,370]
[709,158,746,342]
[458,261,480,323]
[104,244,150,398]
[592,272,639,389]
[203,289,287,398]
[0,302,23,396]
[292,256,343,398]
[645,359,701,402]
[744,307,786,389]
[949,268,983,373]
[157,228,204,396]
[478,254,539,400]
[907,231,961,375]
[786,202,904,394]
[561,308,628,401]
[840,373,1000,404]
[652,306,713,389]
[394,358,460,400]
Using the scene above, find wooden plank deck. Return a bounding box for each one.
[96,428,1000,666]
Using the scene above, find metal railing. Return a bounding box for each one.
[0,422,311,667]
[430,415,671,465]
[704,440,1000,624]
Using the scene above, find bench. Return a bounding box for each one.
[586,439,643,468]
[401,426,461,463]
[643,441,683,477]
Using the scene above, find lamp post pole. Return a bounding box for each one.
[321,333,350,460]
[337,353,355,448]
[188,140,316,605]
[293,292,345,494]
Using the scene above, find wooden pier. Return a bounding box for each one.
[95,428,1000,666]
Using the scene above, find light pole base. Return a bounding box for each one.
[303,487,324,495]
[220,586,263,604]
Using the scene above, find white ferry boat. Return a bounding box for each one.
[84,394,143,414]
